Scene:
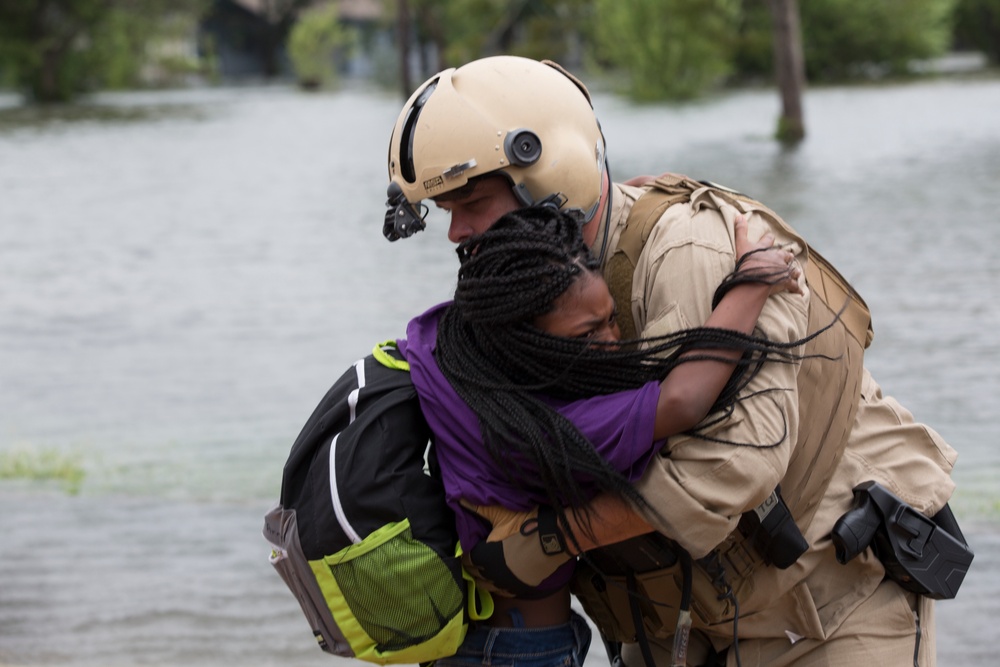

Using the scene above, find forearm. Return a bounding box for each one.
[563,493,655,553]
[704,281,772,336]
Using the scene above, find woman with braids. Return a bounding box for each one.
[396,205,804,667]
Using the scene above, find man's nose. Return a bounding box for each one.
[447,212,473,244]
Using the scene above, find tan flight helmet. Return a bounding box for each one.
[384,56,607,241]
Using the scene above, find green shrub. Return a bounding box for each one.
[288,5,357,90]
[593,0,742,101]
[733,0,959,83]
[802,0,957,80]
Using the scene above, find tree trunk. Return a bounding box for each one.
[768,0,806,142]
[32,43,72,103]
[261,34,281,78]
[398,0,412,97]
[417,4,446,71]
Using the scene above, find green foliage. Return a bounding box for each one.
[0,0,100,101]
[87,8,148,90]
[411,0,513,67]
[0,0,210,103]
[0,447,85,494]
[288,4,357,89]
[499,0,593,64]
[800,0,957,80]
[403,0,590,70]
[954,0,1000,62]
[592,0,741,101]
[732,0,776,81]
[733,0,960,83]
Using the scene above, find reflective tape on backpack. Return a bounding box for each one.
[330,358,367,545]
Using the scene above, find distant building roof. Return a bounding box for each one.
[337,0,382,21]
[228,0,382,22]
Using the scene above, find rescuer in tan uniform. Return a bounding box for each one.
[381,56,962,666]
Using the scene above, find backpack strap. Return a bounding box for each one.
[605,174,698,340]
[373,339,411,371]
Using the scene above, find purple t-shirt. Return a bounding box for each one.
[398,303,663,569]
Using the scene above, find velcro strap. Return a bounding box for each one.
[535,506,567,555]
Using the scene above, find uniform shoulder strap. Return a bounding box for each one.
[605,174,700,340]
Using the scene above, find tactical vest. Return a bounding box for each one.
[579,175,873,640]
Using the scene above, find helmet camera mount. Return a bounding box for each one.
[383,181,428,242]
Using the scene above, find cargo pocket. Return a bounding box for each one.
[313,519,467,663]
[571,561,636,642]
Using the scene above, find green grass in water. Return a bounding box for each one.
[0,447,85,494]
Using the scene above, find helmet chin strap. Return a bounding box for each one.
[508,146,609,229]
[592,159,613,265]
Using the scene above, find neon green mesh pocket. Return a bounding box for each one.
[311,521,466,663]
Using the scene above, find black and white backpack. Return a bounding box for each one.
[263,341,489,664]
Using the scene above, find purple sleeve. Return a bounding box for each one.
[543,385,663,484]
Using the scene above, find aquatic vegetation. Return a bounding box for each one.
[0,447,85,494]
[948,482,1000,522]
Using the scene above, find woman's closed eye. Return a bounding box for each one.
[580,308,618,340]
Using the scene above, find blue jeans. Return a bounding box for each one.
[436,610,592,667]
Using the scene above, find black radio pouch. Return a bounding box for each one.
[738,486,809,569]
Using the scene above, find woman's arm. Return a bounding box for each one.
[653,215,800,439]
[464,218,802,571]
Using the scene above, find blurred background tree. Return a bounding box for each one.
[388,0,589,77]
[0,0,210,103]
[591,0,741,100]
[239,0,314,77]
[800,0,956,80]
[953,0,1000,63]
[288,2,357,89]
[0,0,993,107]
[735,0,958,82]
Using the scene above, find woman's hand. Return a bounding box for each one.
[733,215,802,296]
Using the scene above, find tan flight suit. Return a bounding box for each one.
[578,179,957,666]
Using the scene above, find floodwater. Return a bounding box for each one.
[1,74,998,666]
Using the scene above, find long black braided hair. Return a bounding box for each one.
[434,206,811,541]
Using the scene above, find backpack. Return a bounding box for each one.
[263,341,491,664]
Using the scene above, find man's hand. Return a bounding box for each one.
[733,215,802,297]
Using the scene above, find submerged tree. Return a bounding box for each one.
[768,0,806,142]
